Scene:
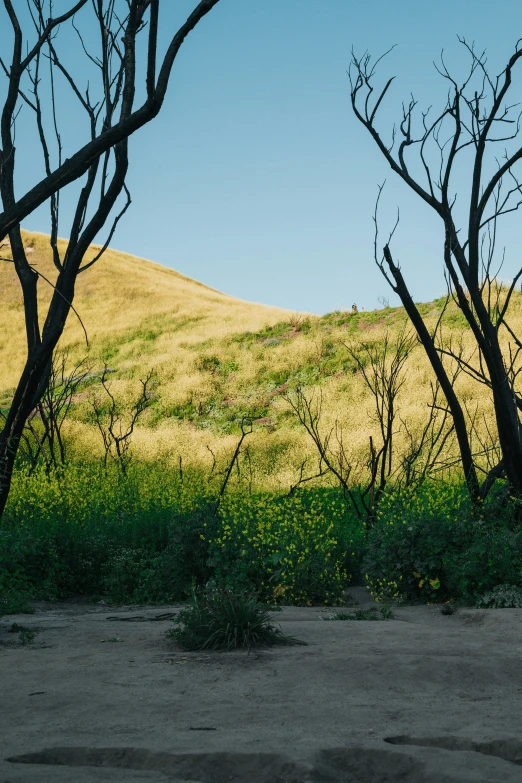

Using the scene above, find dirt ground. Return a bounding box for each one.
[2,586,522,783]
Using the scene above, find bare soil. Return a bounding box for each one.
[2,586,522,782]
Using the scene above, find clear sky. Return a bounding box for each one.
[6,0,522,314]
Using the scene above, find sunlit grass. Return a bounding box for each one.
[0,230,515,489]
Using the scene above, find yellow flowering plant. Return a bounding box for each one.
[362,482,522,605]
[206,490,363,605]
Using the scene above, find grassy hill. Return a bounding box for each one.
[4,231,522,611]
[0,230,292,388]
[0,229,512,491]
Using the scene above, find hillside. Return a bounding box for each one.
[0,230,515,491]
[0,230,291,390]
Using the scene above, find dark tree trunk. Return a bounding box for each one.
[383,246,480,502]
[0,343,56,517]
[480,325,522,492]
[0,0,222,519]
[350,41,522,501]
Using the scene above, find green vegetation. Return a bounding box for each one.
[8,623,37,644]
[475,584,522,608]
[322,606,393,620]
[166,392,271,434]
[0,461,210,606]
[1,457,521,612]
[232,321,294,347]
[0,592,34,618]
[2,232,522,617]
[362,484,522,606]
[206,490,364,605]
[167,585,306,651]
[0,461,361,607]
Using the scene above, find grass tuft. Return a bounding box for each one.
[167,586,306,651]
[321,606,393,621]
[8,623,37,644]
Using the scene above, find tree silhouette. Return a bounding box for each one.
[0,0,221,516]
[350,39,522,502]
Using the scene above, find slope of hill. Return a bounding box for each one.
[0,230,513,490]
[0,230,291,390]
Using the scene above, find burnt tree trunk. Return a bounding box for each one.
[0,0,221,518]
[350,40,522,500]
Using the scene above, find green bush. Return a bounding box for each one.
[100,502,218,604]
[475,584,522,608]
[0,589,34,617]
[204,489,364,606]
[0,461,214,603]
[1,460,368,606]
[167,586,306,651]
[8,624,38,644]
[363,483,522,605]
[14,456,522,611]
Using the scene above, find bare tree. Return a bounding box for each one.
[399,380,457,489]
[216,418,252,510]
[284,388,359,511]
[285,329,456,522]
[0,0,221,516]
[20,349,92,473]
[92,367,155,475]
[349,38,522,501]
[285,455,330,498]
[344,327,416,495]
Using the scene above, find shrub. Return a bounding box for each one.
[101,502,218,604]
[475,584,522,608]
[363,483,522,605]
[167,586,306,651]
[0,461,215,603]
[1,460,368,606]
[9,624,37,644]
[0,589,34,617]
[204,489,364,606]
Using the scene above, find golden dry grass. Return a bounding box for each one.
[0,230,291,388]
[1,230,520,491]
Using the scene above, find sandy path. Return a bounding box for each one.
[2,587,522,782]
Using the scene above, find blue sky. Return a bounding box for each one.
[6,0,522,314]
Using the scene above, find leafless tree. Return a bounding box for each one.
[212,417,253,514]
[344,328,416,493]
[285,384,396,522]
[399,380,457,488]
[0,0,221,516]
[286,455,330,497]
[92,367,155,475]
[19,349,93,473]
[349,38,522,501]
[285,329,456,522]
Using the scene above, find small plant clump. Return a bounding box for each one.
[321,606,392,621]
[475,584,522,609]
[0,592,34,618]
[8,623,37,644]
[167,586,307,651]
